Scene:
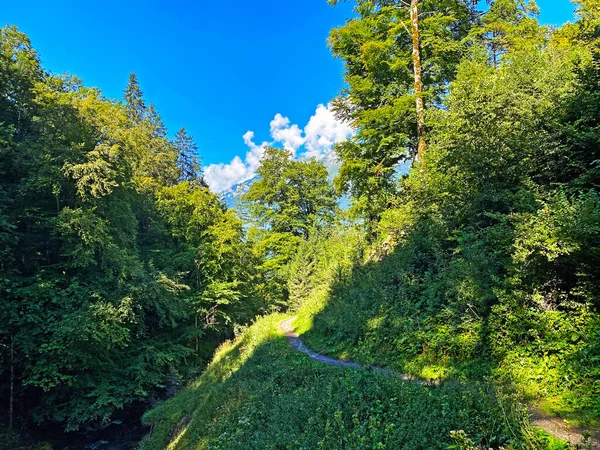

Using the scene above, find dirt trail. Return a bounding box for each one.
[280,317,361,370]
[280,316,599,449]
[528,406,599,449]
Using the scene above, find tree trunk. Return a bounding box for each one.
[410,0,426,162]
[9,334,14,429]
[195,314,199,359]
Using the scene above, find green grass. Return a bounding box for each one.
[140,312,550,449]
[140,314,286,450]
[289,235,600,434]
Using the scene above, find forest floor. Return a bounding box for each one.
[280,316,600,449]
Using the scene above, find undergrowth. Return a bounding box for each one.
[140,312,548,449]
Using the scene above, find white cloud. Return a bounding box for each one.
[203,156,249,194]
[269,114,305,154]
[303,104,354,160]
[204,103,354,193]
[242,131,268,170]
[204,131,268,193]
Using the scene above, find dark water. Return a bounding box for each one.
[23,408,149,450]
[47,422,148,450]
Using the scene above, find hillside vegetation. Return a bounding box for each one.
[142,0,600,448]
[0,26,267,440]
[140,314,540,449]
[2,0,600,448]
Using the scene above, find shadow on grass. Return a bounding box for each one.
[139,223,600,448]
[296,235,496,383]
[140,313,537,449]
[291,226,600,446]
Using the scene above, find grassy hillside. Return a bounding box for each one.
[140,311,573,449]
[295,236,600,428]
[139,5,600,448]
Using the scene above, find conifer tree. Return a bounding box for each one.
[175,127,205,185]
[124,72,146,123]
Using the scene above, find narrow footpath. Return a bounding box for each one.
[280,316,600,449]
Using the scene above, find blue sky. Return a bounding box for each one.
[4,0,576,191]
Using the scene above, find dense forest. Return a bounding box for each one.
[2,0,600,448]
[0,25,269,442]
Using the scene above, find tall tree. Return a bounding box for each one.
[243,148,338,307]
[410,0,426,161]
[156,182,261,358]
[175,127,205,185]
[244,148,338,240]
[124,72,146,123]
[122,74,179,188]
[328,0,479,224]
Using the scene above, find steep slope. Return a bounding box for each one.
[140,312,566,449]
[221,177,255,210]
[284,314,600,448]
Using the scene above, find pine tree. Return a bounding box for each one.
[124,72,146,123]
[147,103,167,138]
[175,127,205,185]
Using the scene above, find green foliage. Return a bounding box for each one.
[155,182,262,332]
[288,226,366,324]
[329,0,481,223]
[244,147,338,240]
[243,147,339,307]
[141,314,533,450]
[0,26,264,434]
[3,0,600,445]
[175,127,205,185]
[124,72,146,123]
[0,427,19,448]
[292,1,600,436]
[141,6,600,444]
